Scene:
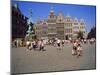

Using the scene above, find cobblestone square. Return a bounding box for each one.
[11,43,96,74]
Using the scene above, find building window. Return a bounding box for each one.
[74,23,78,25]
[74,31,78,34]
[80,23,84,25]
[74,26,79,29]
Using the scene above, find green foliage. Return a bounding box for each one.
[33,35,37,40]
[77,31,83,39]
[87,26,96,39]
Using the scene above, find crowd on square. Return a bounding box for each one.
[12,38,95,58]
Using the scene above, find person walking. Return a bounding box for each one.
[72,40,77,55]
[26,40,31,50]
[62,40,65,47]
[39,40,45,51]
[57,39,61,50]
[38,40,42,51]
[41,40,45,51]
[32,40,36,50]
[77,43,82,58]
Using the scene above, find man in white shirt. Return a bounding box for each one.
[57,39,61,50]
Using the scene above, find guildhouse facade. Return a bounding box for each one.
[47,8,57,39]
[34,19,48,39]
[34,8,86,40]
[64,15,73,39]
[56,11,65,40]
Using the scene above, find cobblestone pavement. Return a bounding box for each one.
[11,43,96,74]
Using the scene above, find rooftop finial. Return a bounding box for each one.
[51,5,53,10]
[67,13,70,17]
[80,18,84,22]
[74,17,78,21]
[50,5,54,13]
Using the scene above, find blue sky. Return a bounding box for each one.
[12,0,96,32]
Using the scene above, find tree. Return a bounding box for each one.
[33,35,37,40]
[77,31,83,39]
[87,26,96,39]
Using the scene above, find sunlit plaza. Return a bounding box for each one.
[11,42,96,74]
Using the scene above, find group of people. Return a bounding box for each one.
[12,39,24,48]
[72,40,83,58]
[26,39,45,51]
[12,38,96,58]
[78,38,96,45]
[47,38,65,50]
[25,38,66,51]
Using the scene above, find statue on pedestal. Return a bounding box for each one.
[25,9,34,41]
